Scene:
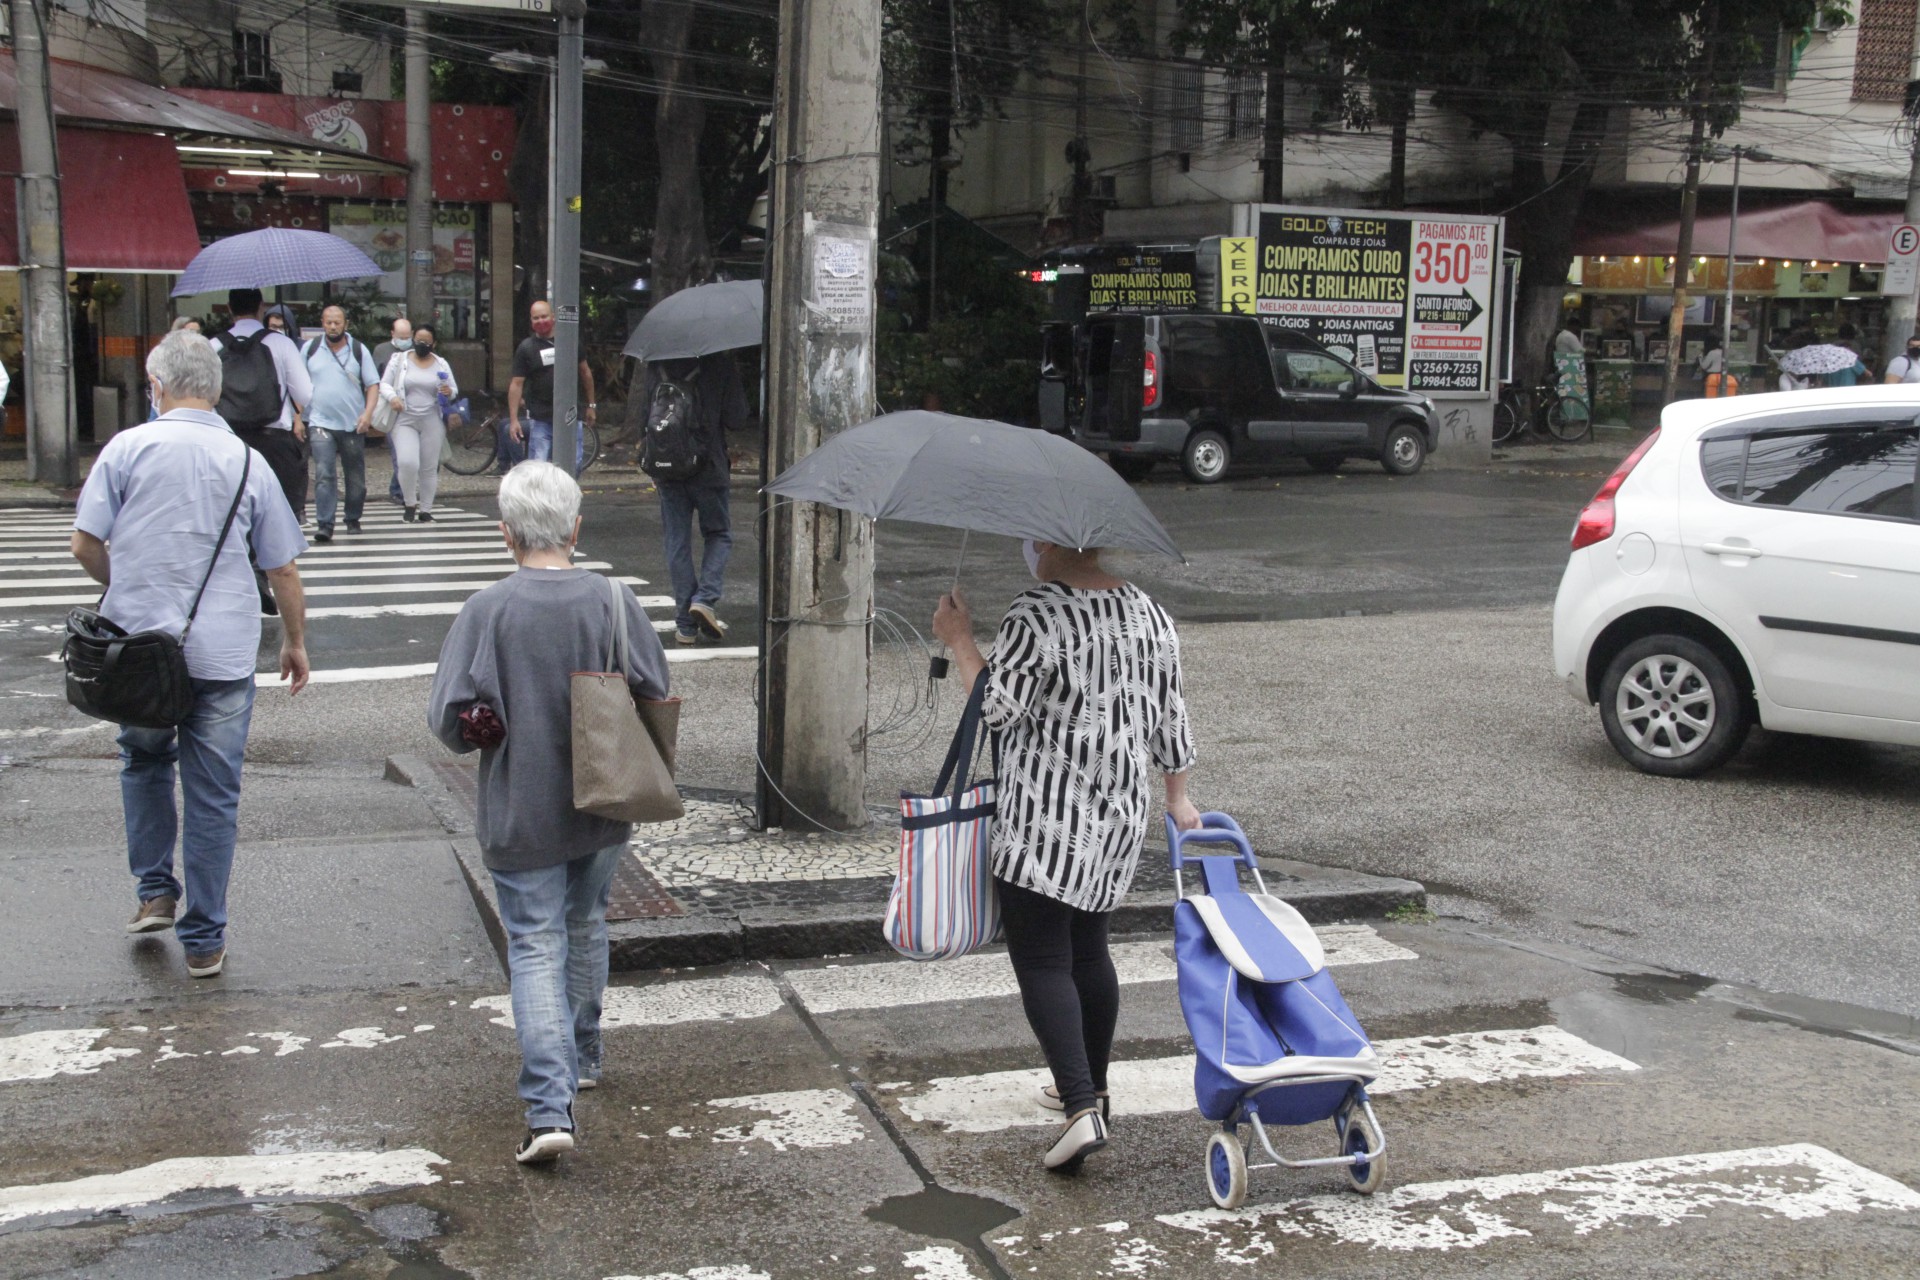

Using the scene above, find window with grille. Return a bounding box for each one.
[233,29,275,87]
[1854,0,1915,102]
[1226,75,1263,140]
[1169,64,1203,153]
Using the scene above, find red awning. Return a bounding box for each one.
[1575,197,1904,264]
[0,127,202,272]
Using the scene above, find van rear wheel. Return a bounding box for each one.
[1181,431,1230,484]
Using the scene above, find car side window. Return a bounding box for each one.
[1284,352,1354,391]
[1702,426,1918,521]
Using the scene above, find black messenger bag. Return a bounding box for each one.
[63,450,251,730]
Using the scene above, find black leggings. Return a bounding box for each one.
[996,877,1120,1118]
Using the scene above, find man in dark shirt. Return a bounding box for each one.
[509,300,597,470]
[639,351,749,645]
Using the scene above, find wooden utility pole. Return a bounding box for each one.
[12,0,74,486]
[756,0,881,831]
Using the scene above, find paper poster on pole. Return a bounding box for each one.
[811,236,872,330]
[1881,224,1919,297]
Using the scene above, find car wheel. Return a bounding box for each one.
[1108,455,1155,482]
[1380,423,1426,475]
[1306,455,1344,473]
[1598,635,1751,777]
[1181,430,1230,484]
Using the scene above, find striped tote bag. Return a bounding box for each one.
[885,671,1003,960]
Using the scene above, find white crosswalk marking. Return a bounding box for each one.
[0,505,757,667]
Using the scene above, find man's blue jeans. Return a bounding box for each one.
[309,427,366,530]
[117,677,256,958]
[494,414,528,473]
[658,480,732,636]
[490,844,624,1130]
[524,417,584,470]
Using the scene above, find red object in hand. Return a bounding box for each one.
[459,704,505,748]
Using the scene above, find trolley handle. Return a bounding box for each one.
[1167,811,1257,871]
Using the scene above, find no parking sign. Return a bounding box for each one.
[1882,223,1920,296]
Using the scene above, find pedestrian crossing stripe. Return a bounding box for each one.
[889,1025,1638,1133]
[0,561,614,589]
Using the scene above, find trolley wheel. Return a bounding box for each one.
[1206,1129,1248,1210]
[1340,1109,1385,1195]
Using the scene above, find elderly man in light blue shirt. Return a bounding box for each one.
[302,304,381,542]
[70,331,310,980]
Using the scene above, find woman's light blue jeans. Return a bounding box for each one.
[490,843,624,1131]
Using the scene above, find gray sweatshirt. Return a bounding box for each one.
[428,568,672,871]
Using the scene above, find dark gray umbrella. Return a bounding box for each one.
[622,280,763,361]
[765,411,1183,560]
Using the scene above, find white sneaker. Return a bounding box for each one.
[1043,1110,1108,1172]
[515,1127,574,1165]
[1035,1085,1110,1123]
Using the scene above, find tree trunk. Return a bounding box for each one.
[643,0,711,301]
[507,76,549,326]
[1505,99,1611,393]
[1261,6,1287,204]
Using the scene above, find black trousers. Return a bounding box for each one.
[996,877,1120,1117]
[235,426,308,524]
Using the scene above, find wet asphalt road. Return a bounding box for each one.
[4,454,1920,1274]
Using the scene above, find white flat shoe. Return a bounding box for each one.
[1044,1110,1108,1172]
[1035,1085,1110,1123]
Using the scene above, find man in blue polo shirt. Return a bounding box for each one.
[71,331,310,980]
[302,305,382,542]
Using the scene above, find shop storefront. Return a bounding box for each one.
[1571,196,1902,420]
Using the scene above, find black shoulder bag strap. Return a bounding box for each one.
[180,448,252,643]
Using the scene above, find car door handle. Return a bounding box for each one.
[1703,542,1763,558]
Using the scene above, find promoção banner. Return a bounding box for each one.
[1222,208,1499,393]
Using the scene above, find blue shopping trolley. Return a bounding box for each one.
[1169,812,1387,1208]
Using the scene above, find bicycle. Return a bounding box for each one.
[1492,381,1591,445]
[443,402,603,476]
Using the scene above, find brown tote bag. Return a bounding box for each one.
[572,575,684,823]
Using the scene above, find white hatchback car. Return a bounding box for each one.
[1553,386,1920,776]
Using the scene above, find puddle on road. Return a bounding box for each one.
[865,1185,1020,1277]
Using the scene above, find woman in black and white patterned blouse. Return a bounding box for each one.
[934,539,1200,1173]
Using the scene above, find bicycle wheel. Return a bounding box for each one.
[1546,396,1592,443]
[577,420,602,474]
[443,411,501,475]
[1491,396,1520,444]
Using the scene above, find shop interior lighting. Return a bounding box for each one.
[178,145,273,157]
[1758,259,1767,266]
[1632,255,1642,264]
[228,168,321,179]
[1783,261,1794,269]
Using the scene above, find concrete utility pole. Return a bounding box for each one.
[11,0,74,487]
[757,0,881,831]
[550,0,585,476]
[1662,0,1718,406]
[1884,0,1920,372]
[404,9,434,327]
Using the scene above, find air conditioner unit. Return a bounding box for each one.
[1090,174,1118,205]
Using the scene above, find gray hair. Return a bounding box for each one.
[146,329,222,402]
[497,461,581,552]
[168,315,200,333]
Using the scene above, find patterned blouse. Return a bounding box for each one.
[981,582,1197,913]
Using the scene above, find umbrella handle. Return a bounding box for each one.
[929,529,970,682]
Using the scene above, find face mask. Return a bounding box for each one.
[1022,539,1042,579]
[149,379,164,418]
[414,341,435,356]
[531,316,555,338]
[392,337,412,352]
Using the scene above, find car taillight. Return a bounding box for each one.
[1142,350,1159,409]
[1571,429,1660,551]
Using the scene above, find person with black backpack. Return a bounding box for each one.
[208,289,314,524]
[638,351,749,646]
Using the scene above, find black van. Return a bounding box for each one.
[1039,312,1442,482]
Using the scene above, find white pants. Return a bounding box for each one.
[390,412,445,512]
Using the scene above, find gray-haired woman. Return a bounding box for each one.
[933,539,1199,1173]
[428,461,670,1165]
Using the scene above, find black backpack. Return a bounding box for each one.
[302,334,371,384]
[214,330,286,430]
[639,368,706,481]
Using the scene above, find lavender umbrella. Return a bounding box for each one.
[1776,344,1864,377]
[171,228,382,297]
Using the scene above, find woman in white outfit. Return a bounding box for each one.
[382,322,458,522]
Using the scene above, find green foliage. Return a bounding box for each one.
[883,0,1066,164]
[876,221,1043,422]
